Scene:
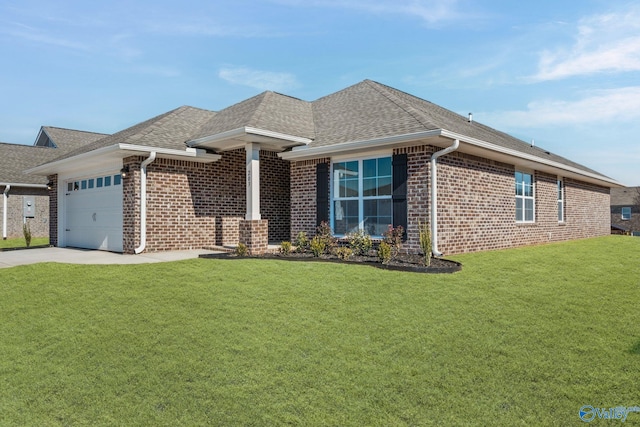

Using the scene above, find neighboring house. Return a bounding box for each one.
[26,80,622,255]
[1,128,107,240]
[610,187,640,235]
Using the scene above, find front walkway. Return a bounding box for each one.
[0,247,221,269]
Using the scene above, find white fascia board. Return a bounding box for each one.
[440,130,623,187]
[278,130,444,160]
[187,126,312,149]
[0,182,48,189]
[26,144,221,175]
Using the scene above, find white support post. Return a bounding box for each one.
[245,142,261,220]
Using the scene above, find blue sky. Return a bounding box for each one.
[1,0,639,185]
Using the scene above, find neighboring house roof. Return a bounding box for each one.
[35,126,108,153]
[610,187,639,206]
[0,142,58,186]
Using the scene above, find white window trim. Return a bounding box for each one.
[622,207,632,220]
[330,155,393,237]
[558,177,565,223]
[515,170,535,223]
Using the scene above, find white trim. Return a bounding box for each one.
[0,182,48,189]
[25,144,221,175]
[187,126,312,149]
[621,207,632,220]
[557,177,565,223]
[515,170,535,223]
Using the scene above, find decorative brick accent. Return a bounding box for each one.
[239,219,269,255]
[260,150,290,242]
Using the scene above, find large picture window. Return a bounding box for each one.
[332,156,392,236]
[515,171,534,222]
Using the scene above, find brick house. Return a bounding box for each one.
[27,80,621,255]
[1,127,106,241]
[610,187,640,235]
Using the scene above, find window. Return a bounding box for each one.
[622,207,632,220]
[557,178,564,222]
[97,177,103,188]
[515,171,534,222]
[104,176,111,187]
[81,180,87,190]
[332,156,392,236]
[88,179,94,189]
[114,174,122,186]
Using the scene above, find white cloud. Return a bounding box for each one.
[0,22,89,51]
[481,87,640,128]
[219,67,300,92]
[532,8,640,81]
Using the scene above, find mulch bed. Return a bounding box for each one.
[200,251,461,274]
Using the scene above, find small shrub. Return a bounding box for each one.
[315,221,337,254]
[383,225,404,257]
[418,220,432,267]
[377,241,392,264]
[293,231,309,253]
[23,222,32,248]
[235,243,249,257]
[348,229,372,256]
[280,241,292,255]
[335,246,353,260]
[310,236,326,257]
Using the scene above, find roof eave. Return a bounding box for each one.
[25,143,221,175]
[279,128,622,188]
[187,126,312,152]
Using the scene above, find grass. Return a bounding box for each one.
[0,235,638,426]
[0,237,49,249]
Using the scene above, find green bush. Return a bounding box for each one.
[310,236,326,257]
[315,221,337,254]
[235,243,249,257]
[347,229,372,256]
[293,231,309,253]
[335,246,353,260]
[418,220,431,267]
[382,225,404,257]
[377,241,392,264]
[280,241,292,255]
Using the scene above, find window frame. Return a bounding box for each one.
[515,170,535,223]
[557,178,565,223]
[331,155,393,237]
[622,207,632,220]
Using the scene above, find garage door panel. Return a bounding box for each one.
[65,174,123,252]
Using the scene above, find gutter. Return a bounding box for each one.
[430,139,459,257]
[2,185,10,239]
[134,152,157,254]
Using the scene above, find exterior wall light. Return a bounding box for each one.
[46,180,54,190]
[120,165,130,178]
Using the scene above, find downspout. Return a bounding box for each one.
[134,152,157,254]
[430,139,459,257]
[2,185,10,239]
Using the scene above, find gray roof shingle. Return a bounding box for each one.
[194,91,314,140]
[0,143,58,185]
[37,127,108,153]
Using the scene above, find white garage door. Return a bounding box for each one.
[65,173,123,252]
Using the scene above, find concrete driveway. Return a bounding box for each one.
[0,247,220,269]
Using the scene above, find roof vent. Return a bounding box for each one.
[468,112,473,123]
[531,139,535,147]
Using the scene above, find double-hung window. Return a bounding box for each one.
[332,156,392,236]
[515,171,534,222]
[622,207,632,220]
[557,178,564,223]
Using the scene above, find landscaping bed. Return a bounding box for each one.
[200,251,461,273]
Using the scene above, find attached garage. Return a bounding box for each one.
[64,172,123,252]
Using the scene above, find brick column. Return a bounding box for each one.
[239,219,268,255]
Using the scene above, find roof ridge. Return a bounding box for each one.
[363,80,437,130]
[249,91,273,129]
[42,126,108,136]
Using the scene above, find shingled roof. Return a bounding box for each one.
[0,143,58,185]
[48,106,217,163]
[35,127,108,154]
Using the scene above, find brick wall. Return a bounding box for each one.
[289,145,610,255]
[122,148,290,253]
[290,157,330,241]
[1,185,49,239]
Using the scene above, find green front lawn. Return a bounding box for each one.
[0,236,639,425]
[0,237,49,249]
